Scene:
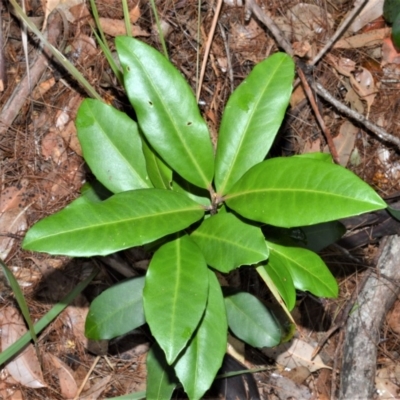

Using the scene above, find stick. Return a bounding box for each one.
[313,82,400,148]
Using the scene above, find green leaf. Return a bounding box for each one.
[142,137,172,189]
[116,37,215,189]
[174,270,227,400]
[23,189,204,257]
[266,241,338,298]
[85,277,145,340]
[77,99,151,193]
[225,157,386,227]
[108,393,146,400]
[191,213,269,272]
[80,181,113,203]
[264,221,346,252]
[143,235,209,364]
[172,174,211,207]
[0,269,98,366]
[146,344,177,400]
[388,205,400,221]
[384,0,400,23]
[260,259,296,311]
[294,152,333,162]
[0,260,37,343]
[256,265,295,322]
[215,53,294,194]
[224,291,281,348]
[295,222,346,252]
[392,12,400,48]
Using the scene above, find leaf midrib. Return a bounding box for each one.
[128,47,210,188]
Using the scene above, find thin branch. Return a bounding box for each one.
[297,67,340,163]
[310,0,368,66]
[245,0,293,56]
[313,82,400,149]
[196,0,224,102]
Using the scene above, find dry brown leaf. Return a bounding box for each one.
[47,354,78,399]
[262,337,331,372]
[303,138,321,153]
[129,4,141,23]
[68,34,98,65]
[32,77,56,100]
[290,84,306,108]
[279,3,334,42]
[80,375,112,399]
[60,120,82,156]
[0,306,46,388]
[0,184,28,213]
[382,37,400,65]
[41,130,68,164]
[334,28,390,49]
[0,381,23,400]
[41,0,61,28]
[375,364,400,398]
[99,18,149,37]
[387,300,400,334]
[324,121,358,166]
[351,67,377,117]
[0,208,28,260]
[281,366,311,385]
[347,0,383,33]
[269,372,311,400]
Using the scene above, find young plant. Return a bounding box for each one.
[22,37,386,399]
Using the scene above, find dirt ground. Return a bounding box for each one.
[1,0,400,399]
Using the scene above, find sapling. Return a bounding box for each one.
[23,37,387,400]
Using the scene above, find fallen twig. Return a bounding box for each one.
[313,82,400,149]
[339,235,400,399]
[297,67,340,163]
[0,12,63,138]
[244,0,293,56]
[310,0,368,66]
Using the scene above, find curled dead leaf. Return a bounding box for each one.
[262,337,331,372]
[0,306,46,388]
[99,18,149,37]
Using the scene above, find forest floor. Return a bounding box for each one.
[1,0,400,399]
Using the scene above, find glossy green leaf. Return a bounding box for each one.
[80,181,113,203]
[174,270,227,400]
[225,157,386,227]
[224,291,281,348]
[215,53,294,194]
[143,235,209,364]
[23,189,204,257]
[392,12,400,48]
[191,213,269,272]
[388,205,400,221]
[264,221,346,252]
[147,344,177,400]
[384,0,400,23]
[85,277,145,340]
[256,265,294,325]
[260,259,296,311]
[116,37,215,189]
[77,99,151,193]
[0,260,37,343]
[142,137,172,189]
[266,241,338,298]
[294,152,333,162]
[172,174,211,207]
[296,221,346,252]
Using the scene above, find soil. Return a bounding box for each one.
[1,0,400,399]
